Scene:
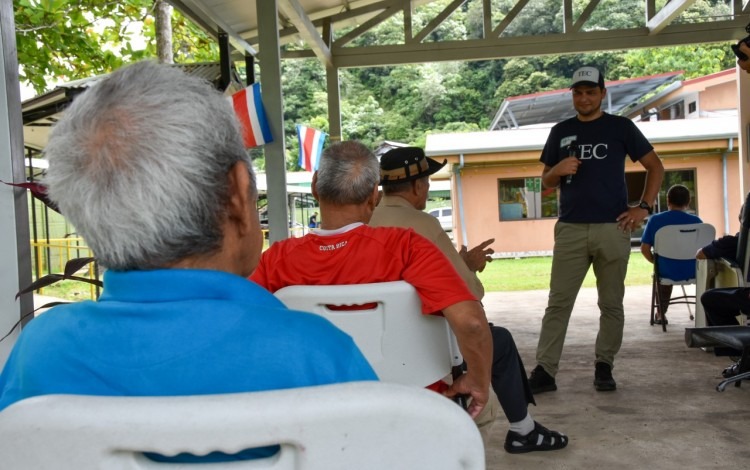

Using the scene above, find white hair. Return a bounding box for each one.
[43,61,253,270]
[315,141,379,205]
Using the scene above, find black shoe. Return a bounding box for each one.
[594,362,616,391]
[722,361,741,378]
[504,421,569,454]
[529,365,557,394]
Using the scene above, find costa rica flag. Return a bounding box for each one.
[296,125,327,172]
[230,83,273,148]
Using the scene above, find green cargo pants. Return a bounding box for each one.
[536,221,631,376]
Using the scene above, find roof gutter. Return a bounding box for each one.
[455,153,469,246]
[723,138,733,234]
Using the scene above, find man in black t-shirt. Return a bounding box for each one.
[528,66,664,394]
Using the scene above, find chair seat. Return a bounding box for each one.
[658,277,696,286]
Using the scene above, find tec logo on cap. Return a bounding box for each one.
[570,66,604,89]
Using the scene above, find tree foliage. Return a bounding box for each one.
[13,0,216,94]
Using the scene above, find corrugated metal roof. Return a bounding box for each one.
[21,63,241,152]
[489,72,683,130]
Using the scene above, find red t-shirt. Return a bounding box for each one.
[250,224,476,314]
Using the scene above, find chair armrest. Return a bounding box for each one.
[713,258,745,289]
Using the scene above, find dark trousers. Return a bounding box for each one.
[700,288,749,356]
[490,325,536,423]
[655,283,673,315]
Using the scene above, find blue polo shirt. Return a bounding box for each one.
[0,269,377,461]
[641,210,703,281]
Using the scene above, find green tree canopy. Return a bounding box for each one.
[14,0,216,94]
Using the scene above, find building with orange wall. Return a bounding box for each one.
[425,70,743,257]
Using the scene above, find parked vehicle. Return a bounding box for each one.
[428,207,453,232]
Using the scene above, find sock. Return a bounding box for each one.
[509,412,535,436]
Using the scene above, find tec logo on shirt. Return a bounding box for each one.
[561,135,608,160]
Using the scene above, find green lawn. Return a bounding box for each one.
[477,251,652,292]
[38,250,653,302]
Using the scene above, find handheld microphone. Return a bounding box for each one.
[565,140,578,184]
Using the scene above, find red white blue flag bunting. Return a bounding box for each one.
[230,83,273,149]
[296,125,327,172]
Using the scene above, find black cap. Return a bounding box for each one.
[379,147,447,185]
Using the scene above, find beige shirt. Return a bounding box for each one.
[370,195,485,300]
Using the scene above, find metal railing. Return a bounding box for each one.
[30,238,99,301]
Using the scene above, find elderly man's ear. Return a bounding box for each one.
[226,161,256,236]
[368,184,380,210]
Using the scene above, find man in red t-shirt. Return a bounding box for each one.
[251,142,490,419]
[251,141,568,454]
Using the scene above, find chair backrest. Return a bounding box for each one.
[274,281,462,387]
[0,382,485,470]
[654,223,716,262]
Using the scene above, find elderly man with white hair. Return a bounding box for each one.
[0,61,376,461]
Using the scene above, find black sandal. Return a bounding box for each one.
[504,421,569,454]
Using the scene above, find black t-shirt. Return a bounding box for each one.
[540,113,654,223]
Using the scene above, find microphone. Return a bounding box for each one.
[565,140,578,184]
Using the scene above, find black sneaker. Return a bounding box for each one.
[594,362,616,391]
[529,365,557,394]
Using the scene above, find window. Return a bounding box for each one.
[688,101,697,114]
[497,177,558,220]
[626,169,697,243]
[657,169,698,214]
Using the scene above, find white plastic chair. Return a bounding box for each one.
[650,223,716,331]
[274,281,463,388]
[0,381,485,469]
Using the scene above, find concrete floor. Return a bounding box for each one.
[482,285,750,469]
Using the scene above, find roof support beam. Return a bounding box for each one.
[330,18,747,68]
[278,0,332,66]
[0,0,33,363]
[491,0,530,38]
[257,0,289,243]
[334,0,402,48]
[272,0,395,43]
[647,0,697,35]
[573,0,602,33]
[404,2,413,42]
[482,0,492,38]
[410,0,466,44]
[167,0,258,55]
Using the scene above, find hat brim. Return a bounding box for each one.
[570,80,601,89]
[380,157,447,185]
